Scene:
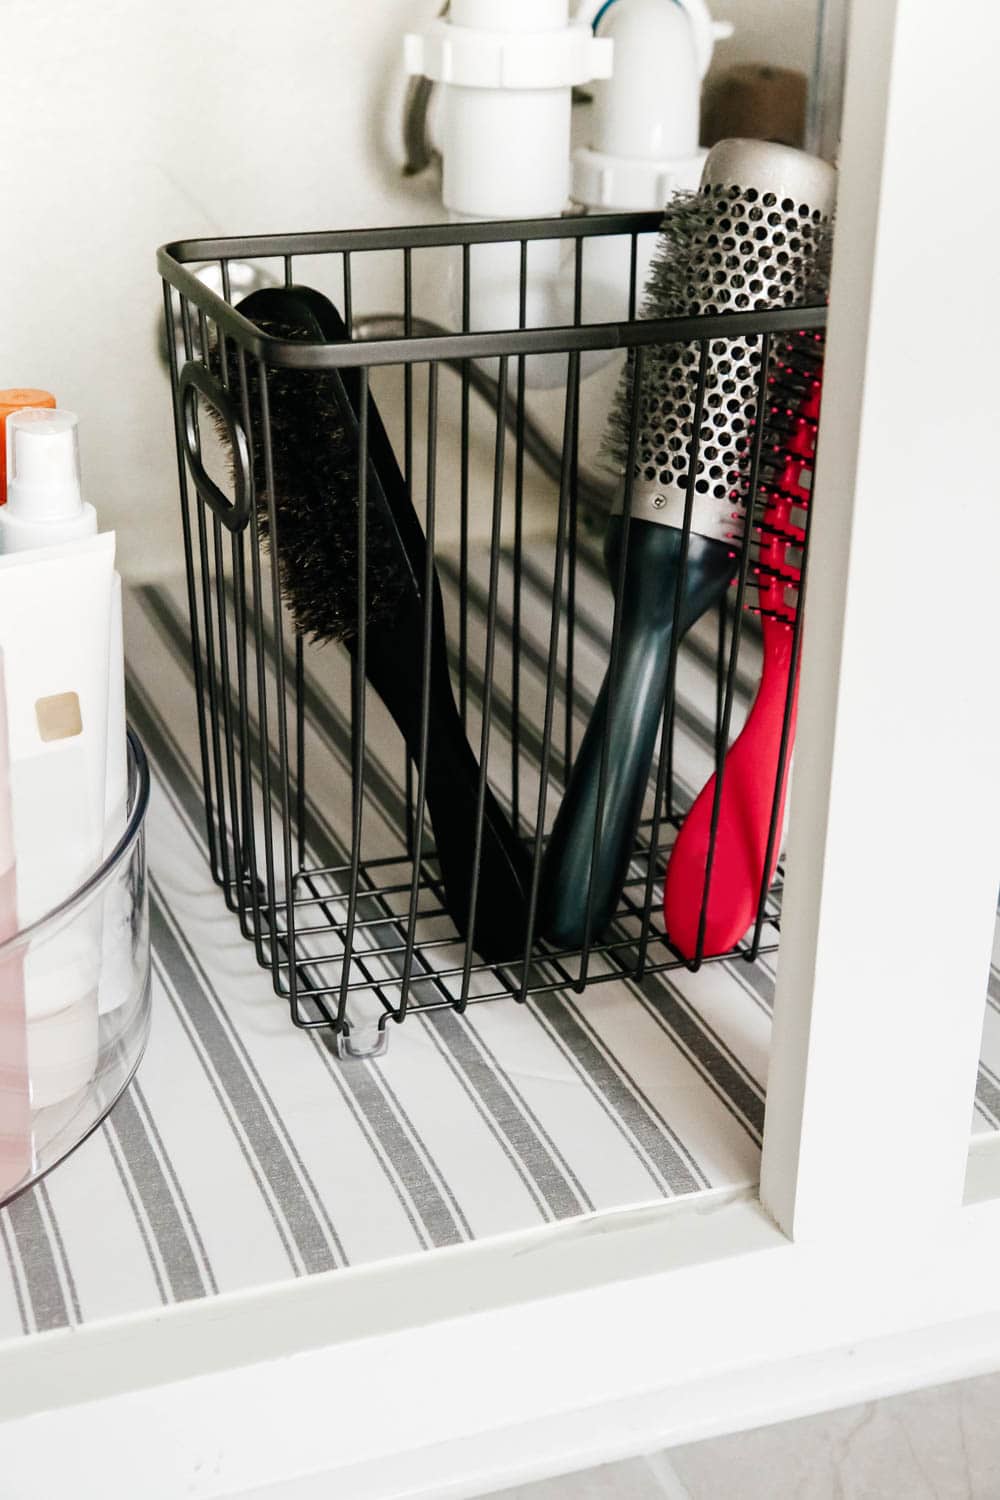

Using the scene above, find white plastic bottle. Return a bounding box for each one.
[406,0,614,388]
[0,409,127,922]
[0,409,127,1103]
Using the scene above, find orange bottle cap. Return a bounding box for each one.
[0,390,57,504]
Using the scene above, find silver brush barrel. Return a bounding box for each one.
[611,139,836,542]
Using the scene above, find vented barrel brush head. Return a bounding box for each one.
[606,138,835,544]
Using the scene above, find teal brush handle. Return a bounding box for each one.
[540,519,735,950]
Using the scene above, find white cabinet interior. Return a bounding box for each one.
[1,4,998,1498]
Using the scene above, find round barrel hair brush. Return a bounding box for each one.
[217,285,532,963]
[538,138,835,952]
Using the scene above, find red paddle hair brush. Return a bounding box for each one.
[664,330,824,958]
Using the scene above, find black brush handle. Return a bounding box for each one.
[264,288,532,962]
[539,519,735,949]
[361,592,530,961]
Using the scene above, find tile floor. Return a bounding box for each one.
[490,1371,1000,1499]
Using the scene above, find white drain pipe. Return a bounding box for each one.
[572,0,731,322]
[405,0,612,220]
[404,0,727,381]
[405,1,612,386]
[573,0,724,212]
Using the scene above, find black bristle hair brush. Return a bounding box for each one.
[221,285,532,962]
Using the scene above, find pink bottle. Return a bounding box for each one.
[0,647,30,1199]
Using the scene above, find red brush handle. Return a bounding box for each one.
[663,356,821,959]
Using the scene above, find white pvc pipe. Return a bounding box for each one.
[442,91,572,221]
[405,0,720,385]
[406,0,610,221]
[570,0,712,373]
[591,0,700,164]
[406,0,613,386]
[575,0,727,79]
[454,0,569,30]
[572,0,709,212]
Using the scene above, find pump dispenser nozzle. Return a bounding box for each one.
[1,409,97,552]
[0,391,57,505]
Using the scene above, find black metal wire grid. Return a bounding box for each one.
[157,211,826,1056]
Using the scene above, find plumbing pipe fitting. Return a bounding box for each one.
[577,0,732,78]
[405,0,612,219]
[573,0,727,211]
[407,10,610,92]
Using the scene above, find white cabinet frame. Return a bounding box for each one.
[762,0,1000,1243]
[2,3,1000,1495]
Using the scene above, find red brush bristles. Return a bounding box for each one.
[664,331,825,959]
[730,334,824,623]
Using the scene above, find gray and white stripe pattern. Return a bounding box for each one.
[0,544,993,1340]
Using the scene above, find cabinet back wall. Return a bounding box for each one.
[0,0,815,578]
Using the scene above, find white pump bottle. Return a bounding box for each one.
[1,410,128,1082]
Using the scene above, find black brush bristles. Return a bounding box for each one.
[210,316,406,644]
[200,285,534,964]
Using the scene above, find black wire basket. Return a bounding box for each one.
[158,212,826,1058]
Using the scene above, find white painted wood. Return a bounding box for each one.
[3,1193,1000,1498]
[964,1131,1000,1207]
[5,10,1000,1499]
[761,0,1000,1239]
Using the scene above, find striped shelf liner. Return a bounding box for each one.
[0,544,993,1341]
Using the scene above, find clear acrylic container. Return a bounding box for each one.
[0,730,151,1205]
